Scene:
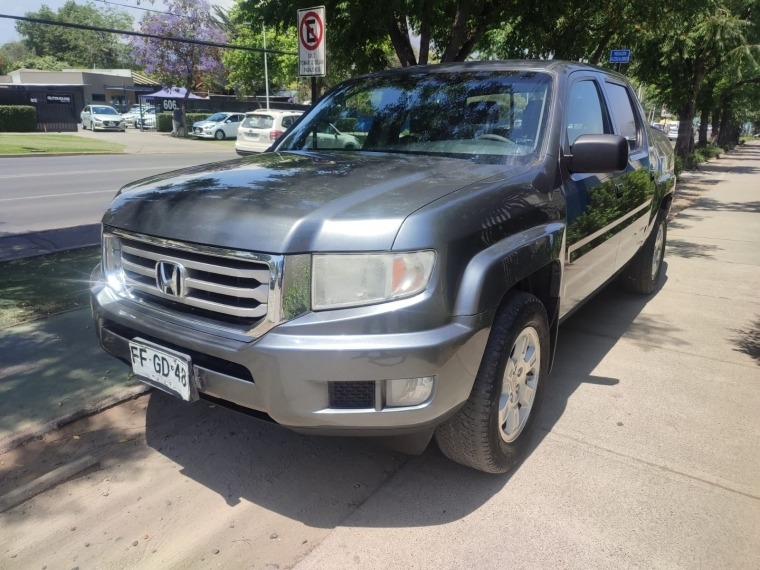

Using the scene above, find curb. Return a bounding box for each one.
[0,384,151,454]
[0,454,100,513]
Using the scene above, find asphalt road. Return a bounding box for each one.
[0,153,234,236]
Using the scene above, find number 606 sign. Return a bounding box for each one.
[162,99,178,110]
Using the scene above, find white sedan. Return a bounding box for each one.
[191,112,245,140]
[81,105,126,132]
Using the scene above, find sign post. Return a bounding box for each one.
[297,6,326,105]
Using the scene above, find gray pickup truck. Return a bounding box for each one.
[90,61,675,473]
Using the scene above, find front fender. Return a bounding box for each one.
[454,222,565,316]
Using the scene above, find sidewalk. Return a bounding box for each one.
[0,309,148,453]
[296,144,760,569]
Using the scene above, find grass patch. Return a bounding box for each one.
[0,134,125,155]
[0,247,100,328]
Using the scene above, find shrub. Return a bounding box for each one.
[674,155,683,178]
[0,105,37,132]
[156,112,212,133]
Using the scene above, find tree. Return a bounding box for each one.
[15,1,134,69]
[131,0,227,112]
[221,6,299,98]
[244,0,523,71]
[632,0,757,162]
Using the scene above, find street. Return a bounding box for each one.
[0,152,234,235]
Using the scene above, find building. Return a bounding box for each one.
[0,68,158,131]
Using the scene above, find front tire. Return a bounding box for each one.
[435,291,550,473]
[619,211,667,294]
[214,130,225,140]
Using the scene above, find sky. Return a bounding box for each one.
[0,0,236,46]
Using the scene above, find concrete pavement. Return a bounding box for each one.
[0,143,758,567]
[295,144,760,569]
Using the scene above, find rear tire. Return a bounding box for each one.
[435,291,550,474]
[619,212,667,294]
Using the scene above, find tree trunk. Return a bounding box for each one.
[716,96,734,148]
[386,16,417,67]
[418,0,433,65]
[711,107,721,143]
[675,103,696,166]
[698,107,709,148]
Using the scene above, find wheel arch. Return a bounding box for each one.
[454,222,564,371]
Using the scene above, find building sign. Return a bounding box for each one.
[46,94,72,104]
[298,6,326,77]
[609,49,631,64]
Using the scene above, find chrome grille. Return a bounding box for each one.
[118,235,271,322]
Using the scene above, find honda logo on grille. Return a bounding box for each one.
[156,261,186,297]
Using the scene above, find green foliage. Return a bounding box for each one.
[223,8,300,97]
[0,106,37,132]
[16,1,134,69]
[14,55,70,71]
[156,112,211,132]
[674,155,684,178]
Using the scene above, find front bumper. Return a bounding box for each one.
[90,268,491,436]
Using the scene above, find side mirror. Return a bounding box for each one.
[567,134,628,173]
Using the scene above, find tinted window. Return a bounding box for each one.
[277,71,553,163]
[206,113,227,122]
[566,80,607,145]
[282,116,296,128]
[606,83,638,146]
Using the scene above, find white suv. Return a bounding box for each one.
[235,110,303,155]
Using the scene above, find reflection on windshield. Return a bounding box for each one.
[277,70,552,163]
[93,106,119,115]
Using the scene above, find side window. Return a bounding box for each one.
[566,80,607,146]
[606,83,639,149]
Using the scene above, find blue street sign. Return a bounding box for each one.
[610,49,631,64]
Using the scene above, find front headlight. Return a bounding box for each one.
[102,233,126,294]
[312,251,435,310]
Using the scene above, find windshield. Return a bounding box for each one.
[206,113,228,122]
[92,106,119,115]
[276,70,552,163]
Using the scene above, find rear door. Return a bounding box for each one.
[600,79,656,272]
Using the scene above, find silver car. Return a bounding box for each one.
[192,112,245,140]
[81,105,126,132]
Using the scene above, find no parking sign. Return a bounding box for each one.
[298,6,326,77]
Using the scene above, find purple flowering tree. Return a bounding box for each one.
[131,0,226,121]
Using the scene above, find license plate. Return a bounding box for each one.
[128,339,193,401]
[246,131,259,139]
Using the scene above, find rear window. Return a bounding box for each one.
[242,115,275,129]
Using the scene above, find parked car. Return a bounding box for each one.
[191,112,245,140]
[305,122,362,150]
[134,109,157,129]
[91,61,675,474]
[235,110,303,154]
[122,106,155,128]
[81,105,126,132]
[667,121,679,141]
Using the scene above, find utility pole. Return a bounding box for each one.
[263,24,270,110]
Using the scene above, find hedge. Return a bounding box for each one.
[156,112,212,133]
[0,105,37,132]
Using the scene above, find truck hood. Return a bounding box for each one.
[103,151,511,253]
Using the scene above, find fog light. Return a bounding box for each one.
[386,377,434,408]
